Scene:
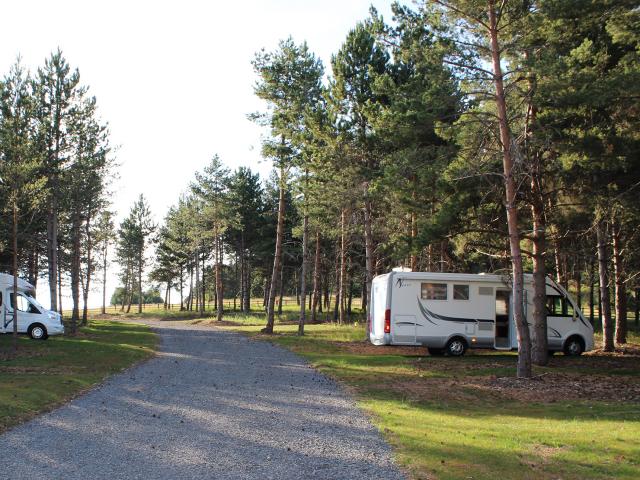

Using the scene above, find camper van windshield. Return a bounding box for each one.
[25,293,45,311]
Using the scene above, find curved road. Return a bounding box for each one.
[0,321,404,480]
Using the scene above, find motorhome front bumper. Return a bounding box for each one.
[48,324,65,335]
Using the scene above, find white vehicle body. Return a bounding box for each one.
[369,271,593,355]
[0,273,64,339]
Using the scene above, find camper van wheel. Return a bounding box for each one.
[28,324,48,340]
[445,337,467,357]
[427,347,444,356]
[563,336,584,356]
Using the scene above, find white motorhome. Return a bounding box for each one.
[369,271,593,356]
[0,273,64,339]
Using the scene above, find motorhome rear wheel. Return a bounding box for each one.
[445,337,467,356]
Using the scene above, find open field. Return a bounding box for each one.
[0,321,156,433]
[195,311,640,480]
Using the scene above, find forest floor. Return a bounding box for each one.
[194,309,640,480]
[0,320,156,433]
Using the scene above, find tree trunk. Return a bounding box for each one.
[138,248,143,314]
[635,287,639,329]
[265,164,286,333]
[82,213,92,326]
[278,267,284,317]
[179,267,184,311]
[410,184,417,271]
[612,219,626,345]
[201,253,206,316]
[70,211,81,335]
[298,214,309,335]
[338,209,347,325]
[11,201,19,355]
[363,198,373,329]
[216,234,224,321]
[47,198,59,312]
[596,218,614,351]
[589,257,595,324]
[57,256,63,315]
[488,1,531,377]
[311,231,321,324]
[101,240,108,314]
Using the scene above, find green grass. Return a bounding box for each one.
[210,316,640,480]
[0,320,157,433]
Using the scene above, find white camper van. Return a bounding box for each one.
[369,271,593,356]
[0,273,64,339]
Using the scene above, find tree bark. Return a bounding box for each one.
[216,233,224,321]
[137,245,143,314]
[82,213,93,326]
[278,267,284,317]
[363,198,373,331]
[101,239,108,314]
[311,231,321,324]
[11,201,19,355]
[589,257,595,324]
[488,1,531,377]
[70,211,81,334]
[596,218,614,351]
[298,213,309,335]
[338,209,347,325]
[47,199,59,312]
[264,164,286,333]
[612,219,626,345]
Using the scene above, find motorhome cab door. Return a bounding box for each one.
[3,290,42,333]
[494,290,512,349]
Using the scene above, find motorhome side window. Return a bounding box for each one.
[453,285,469,300]
[546,295,575,317]
[10,293,40,314]
[421,283,447,300]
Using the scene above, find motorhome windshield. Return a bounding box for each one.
[25,292,45,311]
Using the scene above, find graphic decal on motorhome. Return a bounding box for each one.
[417,297,494,325]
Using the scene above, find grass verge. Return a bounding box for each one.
[0,320,156,433]
[212,314,640,480]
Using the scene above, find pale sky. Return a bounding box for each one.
[0,0,398,308]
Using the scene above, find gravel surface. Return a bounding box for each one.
[0,320,404,479]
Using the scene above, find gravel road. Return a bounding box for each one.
[0,320,404,480]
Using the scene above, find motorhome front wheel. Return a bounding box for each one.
[563,336,584,356]
[28,324,48,340]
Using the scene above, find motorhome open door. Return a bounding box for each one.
[494,290,511,349]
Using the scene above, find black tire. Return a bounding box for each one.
[428,347,445,356]
[563,336,584,356]
[28,323,48,340]
[445,337,467,357]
